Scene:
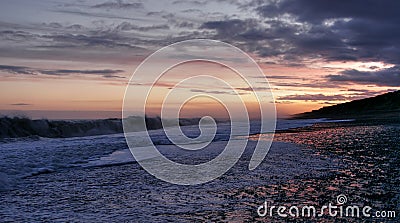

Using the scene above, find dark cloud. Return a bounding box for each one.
[200,19,290,57]
[116,22,169,31]
[201,18,329,59]
[253,75,303,80]
[191,89,235,95]
[172,0,207,6]
[277,94,349,101]
[201,19,262,40]
[0,19,184,54]
[41,68,124,76]
[53,9,150,22]
[345,89,374,93]
[256,0,400,63]
[0,65,125,79]
[174,21,195,29]
[0,30,39,42]
[327,66,400,87]
[10,103,31,106]
[236,86,271,92]
[269,81,340,89]
[200,0,400,73]
[257,0,400,25]
[40,32,140,49]
[0,65,37,75]
[0,27,146,50]
[41,23,85,31]
[92,0,143,9]
[43,22,63,29]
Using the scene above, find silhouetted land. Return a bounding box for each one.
[294,90,400,122]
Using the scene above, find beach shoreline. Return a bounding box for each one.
[0,120,399,222]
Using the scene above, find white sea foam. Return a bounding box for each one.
[0,118,346,189]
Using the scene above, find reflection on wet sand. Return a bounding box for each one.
[0,122,398,222]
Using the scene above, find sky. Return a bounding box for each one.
[0,0,399,119]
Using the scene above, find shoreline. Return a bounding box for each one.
[1,120,398,222]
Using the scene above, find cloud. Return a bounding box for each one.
[41,32,140,49]
[10,103,31,106]
[269,81,340,89]
[52,9,150,22]
[0,25,149,51]
[116,22,169,31]
[198,0,400,68]
[257,0,400,25]
[266,75,302,79]
[236,86,271,92]
[201,19,265,41]
[0,30,39,43]
[41,69,126,78]
[277,94,349,101]
[327,66,400,87]
[172,0,207,6]
[92,0,143,9]
[0,65,37,75]
[255,0,400,63]
[40,22,85,31]
[190,89,246,95]
[0,18,182,55]
[252,75,303,80]
[0,65,125,79]
[2,0,400,89]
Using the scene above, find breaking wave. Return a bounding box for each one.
[0,116,205,139]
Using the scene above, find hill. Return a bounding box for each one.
[293,90,400,120]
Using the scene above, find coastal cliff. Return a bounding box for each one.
[294,90,400,120]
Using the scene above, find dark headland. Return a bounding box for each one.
[293,90,400,122]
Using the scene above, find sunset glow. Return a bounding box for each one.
[0,0,399,119]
